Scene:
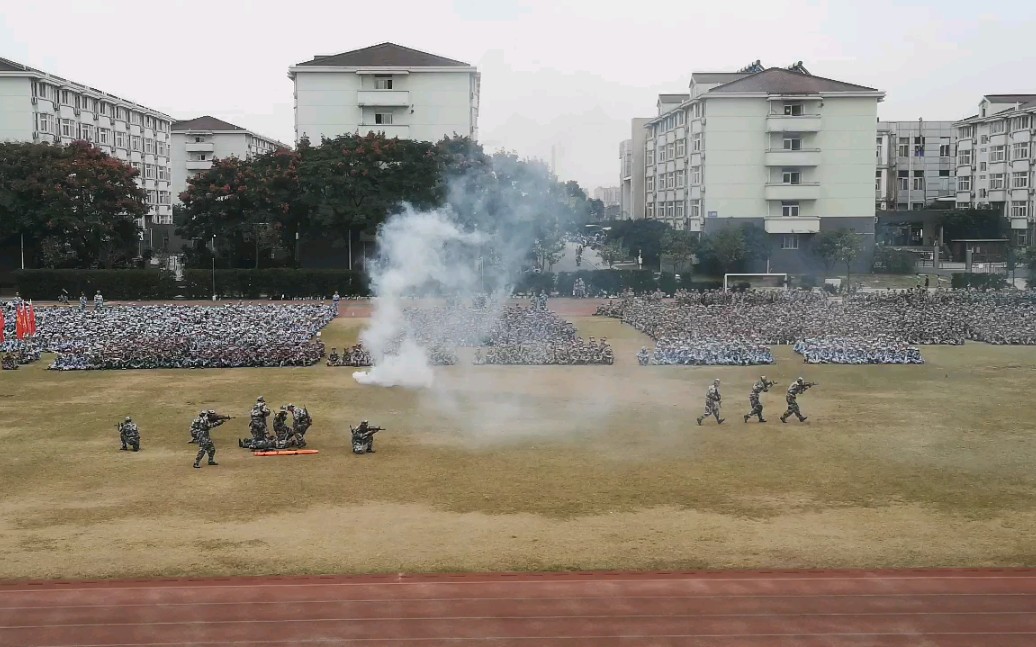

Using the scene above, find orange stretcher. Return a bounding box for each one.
[252,449,320,456]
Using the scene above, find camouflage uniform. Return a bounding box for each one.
[351,420,379,454]
[780,378,810,423]
[287,404,311,448]
[696,380,724,425]
[193,420,218,468]
[119,417,140,451]
[744,377,774,423]
[273,408,291,442]
[249,397,271,442]
[187,412,207,444]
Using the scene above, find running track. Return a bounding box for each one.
[2,569,1035,646]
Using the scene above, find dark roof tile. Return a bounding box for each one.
[296,42,470,68]
[171,116,245,132]
[708,68,879,94]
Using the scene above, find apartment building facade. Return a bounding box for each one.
[289,42,480,144]
[640,64,885,271]
[593,186,621,206]
[0,57,174,232]
[876,120,956,211]
[953,94,1036,246]
[619,117,651,220]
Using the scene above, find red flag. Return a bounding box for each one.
[0,310,5,343]
[27,303,36,337]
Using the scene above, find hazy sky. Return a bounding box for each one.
[2,0,1034,189]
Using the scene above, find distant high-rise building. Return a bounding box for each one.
[289,42,480,144]
[593,186,621,206]
[619,117,651,220]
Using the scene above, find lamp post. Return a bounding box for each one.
[20,233,25,269]
[211,234,216,301]
[253,222,269,269]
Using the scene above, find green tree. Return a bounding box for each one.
[600,239,628,268]
[660,229,698,273]
[813,229,862,288]
[706,224,747,274]
[0,140,146,268]
[605,219,670,268]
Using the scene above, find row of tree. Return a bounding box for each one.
[0,141,147,268]
[175,133,604,270]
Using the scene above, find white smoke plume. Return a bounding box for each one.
[352,208,486,388]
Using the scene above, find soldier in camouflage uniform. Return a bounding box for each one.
[193,415,219,468]
[118,416,140,451]
[744,376,775,423]
[286,404,311,448]
[187,411,208,444]
[249,396,271,443]
[780,377,812,423]
[696,379,724,426]
[273,407,291,443]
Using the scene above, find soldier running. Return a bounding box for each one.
[744,375,775,423]
[696,379,724,426]
[118,417,140,451]
[780,377,815,423]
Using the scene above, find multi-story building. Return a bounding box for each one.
[592,186,621,206]
[640,62,885,271]
[953,94,1036,246]
[0,57,174,233]
[289,42,480,144]
[875,120,956,211]
[619,117,651,220]
[170,116,287,203]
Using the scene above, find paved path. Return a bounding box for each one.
[2,569,1035,646]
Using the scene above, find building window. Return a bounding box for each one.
[374,112,393,125]
[690,166,701,185]
[990,173,1005,190]
[914,136,925,156]
[60,119,75,138]
[666,203,675,218]
[115,131,127,149]
[956,201,970,209]
[898,137,910,157]
[939,169,950,177]
[144,138,154,154]
[676,203,685,218]
[35,113,54,134]
[159,191,170,204]
[958,125,973,138]
[1012,142,1030,159]
[1011,115,1031,131]
[676,171,685,188]
[958,177,971,191]
[1010,203,1028,219]
[939,138,951,157]
[657,148,665,164]
[1015,230,1030,246]
[980,134,988,144]
[78,124,93,141]
[676,111,685,126]
[676,139,685,157]
[979,188,988,198]
[375,76,393,90]
[130,112,141,126]
[666,143,675,159]
[784,136,802,151]
[958,150,972,165]
[145,164,155,179]
[131,136,141,151]
[911,203,924,210]
[912,177,925,191]
[783,103,803,116]
[990,120,1005,134]
[646,177,654,192]
[781,234,799,249]
[646,203,654,218]
[781,201,800,217]
[1012,172,1029,189]
[60,90,74,106]
[692,134,701,151]
[898,177,909,191]
[979,161,987,171]
[147,190,158,204]
[690,201,701,218]
[782,169,801,185]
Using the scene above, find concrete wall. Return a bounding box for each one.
[0,77,33,142]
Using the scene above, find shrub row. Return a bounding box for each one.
[14,269,370,300]
[872,247,920,275]
[516,270,722,295]
[950,272,1009,290]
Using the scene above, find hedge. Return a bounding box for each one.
[950,272,1009,290]
[15,269,369,300]
[872,247,919,275]
[516,270,722,296]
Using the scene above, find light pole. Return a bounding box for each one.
[253,222,269,269]
[20,233,25,269]
[211,234,216,301]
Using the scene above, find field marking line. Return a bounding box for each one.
[3,573,1036,594]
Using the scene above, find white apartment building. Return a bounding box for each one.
[170,116,287,204]
[0,57,174,228]
[641,63,885,272]
[619,117,650,220]
[289,42,480,144]
[876,120,956,211]
[954,94,1036,246]
[593,186,621,206]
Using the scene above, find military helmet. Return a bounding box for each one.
[713,378,720,384]
[125,416,132,422]
[257,396,265,402]
[760,376,766,381]
[287,403,295,409]
[199,410,206,416]
[279,406,287,412]
[796,377,804,384]
[207,409,215,415]
[362,419,368,424]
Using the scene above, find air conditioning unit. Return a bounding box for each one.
[32,131,38,139]
[30,97,36,105]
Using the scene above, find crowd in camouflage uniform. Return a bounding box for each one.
[474,336,613,365]
[327,344,373,367]
[23,304,333,370]
[1,302,42,368]
[598,288,1036,366]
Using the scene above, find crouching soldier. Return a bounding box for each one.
[118,417,140,451]
[350,420,383,454]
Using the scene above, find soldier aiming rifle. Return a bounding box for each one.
[350,420,384,454]
[780,377,817,424]
[117,417,140,451]
[189,410,232,444]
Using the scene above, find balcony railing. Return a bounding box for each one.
[357,90,410,107]
[764,182,821,201]
[764,216,821,234]
[764,148,821,166]
[765,114,822,132]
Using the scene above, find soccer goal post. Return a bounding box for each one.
[723,273,789,292]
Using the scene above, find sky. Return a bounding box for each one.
[2,0,1035,190]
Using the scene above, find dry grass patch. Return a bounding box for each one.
[0,316,1035,579]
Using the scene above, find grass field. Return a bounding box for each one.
[2,309,1036,580]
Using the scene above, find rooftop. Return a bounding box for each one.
[172,116,246,132]
[295,42,471,68]
[708,68,880,94]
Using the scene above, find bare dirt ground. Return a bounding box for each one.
[1,309,1035,580]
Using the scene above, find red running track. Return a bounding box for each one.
[2,569,1035,646]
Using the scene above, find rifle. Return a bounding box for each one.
[803,382,818,389]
